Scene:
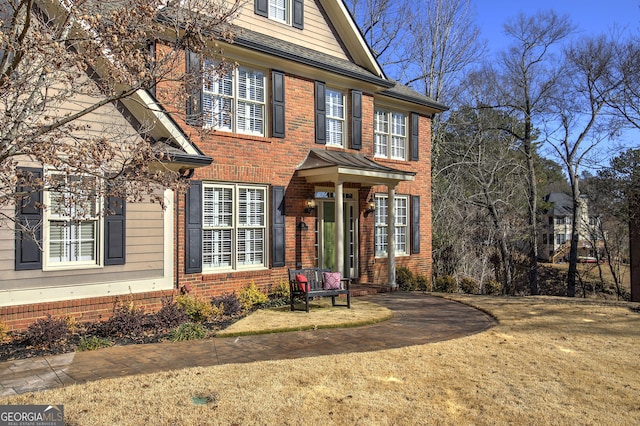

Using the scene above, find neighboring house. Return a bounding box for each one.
[1,0,446,329]
[0,2,212,330]
[166,0,446,297]
[541,192,603,263]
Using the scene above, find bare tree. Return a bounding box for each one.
[495,10,575,295]
[344,0,410,71]
[440,106,529,293]
[403,0,484,107]
[0,0,240,233]
[547,35,625,296]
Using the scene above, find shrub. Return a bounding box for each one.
[101,303,147,338]
[25,315,70,349]
[78,336,112,351]
[211,293,243,316]
[269,279,290,299]
[238,281,269,310]
[169,322,207,341]
[154,296,189,329]
[434,275,458,293]
[396,266,417,291]
[416,274,432,292]
[0,322,7,343]
[176,294,215,323]
[459,277,479,294]
[483,279,502,295]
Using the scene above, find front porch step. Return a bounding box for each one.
[349,284,395,297]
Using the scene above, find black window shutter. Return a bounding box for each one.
[185,180,203,274]
[185,50,202,126]
[315,81,326,144]
[255,0,268,17]
[15,167,42,271]
[411,112,419,161]
[104,195,126,265]
[272,71,286,138]
[271,185,286,267]
[411,195,420,254]
[351,90,362,150]
[292,0,304,29]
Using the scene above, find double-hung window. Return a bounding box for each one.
[269,0,287,22]
[46,174,100,268]
[374,108,407,160]
[374,194,409,257]
[326,88,345,147]
[202,183,267,271]
[202,61,266,136]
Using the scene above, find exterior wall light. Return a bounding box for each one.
[304,197,316,214]
[364,200,376,217]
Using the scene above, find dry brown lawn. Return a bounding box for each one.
[2,294,640,425]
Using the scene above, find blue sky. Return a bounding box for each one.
[474,0,640,159]
[475,0,640,53]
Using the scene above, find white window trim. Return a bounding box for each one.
[203,61,267,137]
[202,182,268,272]
[326,88,345,147]
[374,193,410,258]
[374,107,407,160]
[268,0,289,24]
[43,172,104,271]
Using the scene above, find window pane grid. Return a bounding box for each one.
[47,174,99,266]
[374,195,409,256]
[375,108,407,160]
[268,0,287,22]
[326,89,344,147]
[202,184,266,270]
[202,62,265,135]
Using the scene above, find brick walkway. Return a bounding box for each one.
[0,293,495,396]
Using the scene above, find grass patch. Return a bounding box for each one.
[2,295,639,425]
[216,299,393,337]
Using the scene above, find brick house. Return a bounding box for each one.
[166,0,447,297]
[0,0,446,329]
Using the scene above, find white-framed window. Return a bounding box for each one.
[202,183,267,271]
[203,61,266,136]
[556,234,567,245]
[326,88,345,147]
[45,173,101,269]
[555,216,565,225]
[269,0,287,22]
[374,108,407,160]
[374,194,409,257]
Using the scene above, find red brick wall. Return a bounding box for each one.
[1,57,435,332]
[0,291,175,332]
[168,71,434,299]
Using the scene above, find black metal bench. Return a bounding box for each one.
[288,268,351,312]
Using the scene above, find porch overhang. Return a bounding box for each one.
[296,149,415,185]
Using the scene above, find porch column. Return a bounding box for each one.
[335,181,344,276]
[387,185,396,288]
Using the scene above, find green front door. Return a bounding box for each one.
[319,200,357,278]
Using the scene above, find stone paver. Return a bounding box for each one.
[0,293,495,396]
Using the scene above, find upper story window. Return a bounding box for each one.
[255,0,304,29]
[202,183,267,271]
[45,174,100,269]
[375,108,407,160]
[326,88,345,147]
[203,61,266,136]
[555,217,565,225]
